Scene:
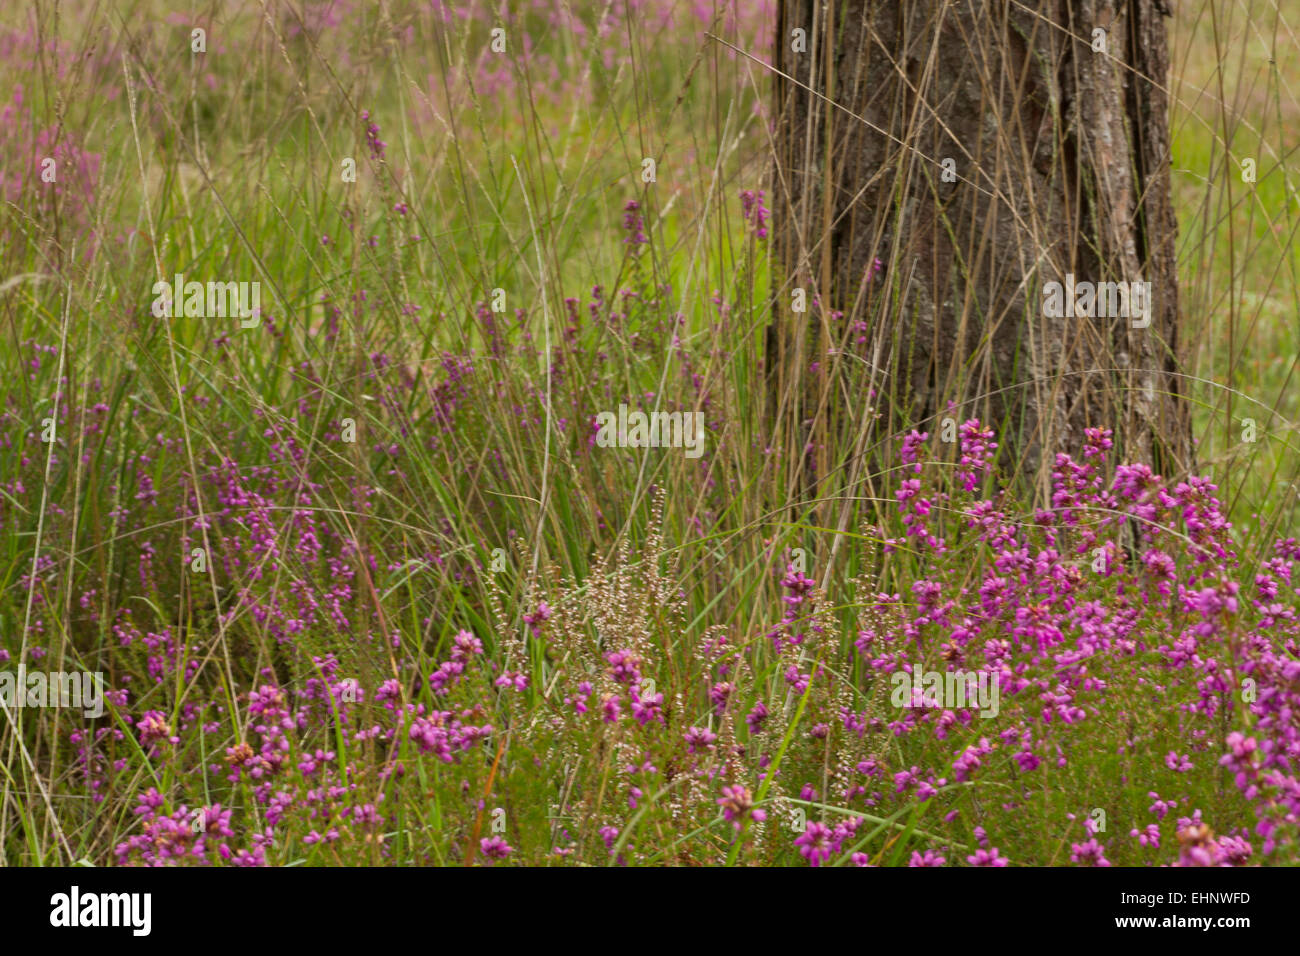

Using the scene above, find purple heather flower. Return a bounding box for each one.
[523,601,552,636]
[795,821,834,866]
[1070,838,1111,866]
[717,785,766,830]
[684,726,717,755]
[739,189,770,239]
[622,199,648,247]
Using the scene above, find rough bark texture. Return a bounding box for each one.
[770,0,1191,504]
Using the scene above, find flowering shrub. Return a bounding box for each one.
[0,0,1292,870]
[11,378,1292,865]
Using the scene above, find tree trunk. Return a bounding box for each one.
[770,0,1191,508]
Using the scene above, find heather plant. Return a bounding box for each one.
[1,0,1298,869]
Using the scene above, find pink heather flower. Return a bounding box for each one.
[783,665,811,694]
[1015,750,1041,772]
[909,850,946,867]
[952,744,986,783]
[601,694,621,724]
[361,109,386,160]
[565,681,593,714]
[739,188,770,239]
[429,659,465,694]
[1083,427,1114,458]
[709,681,734,715]
[1148,791,1178,820]
[1216,835,1253,865]
[137,710,177,747]
[631,689,665,726]
[717,785,766,830]
[605,649,641,685]
[900,429,928,473]
[684,726,717,755]
[599,826,620,853]
[480,836,512,860]
[795,821,834,866]
[1131,824,1161,849]
[622,199,648,246]
[1221,732,1257,769]
[1170,819,1240,867]
[494,671,528,692]
[1070,838,1111,866]
[1165,751,1193,772]
[523,601,552,636]
[452,629,483,659]
[780,566,816,602]
[966,847,1007,867]
[955,418,997,493]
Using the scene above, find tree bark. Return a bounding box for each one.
[770,0,1191,505]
